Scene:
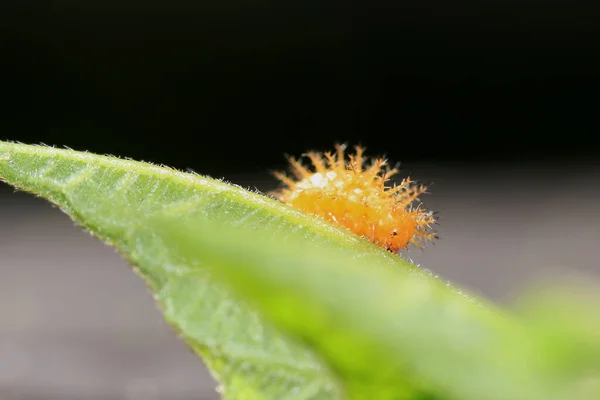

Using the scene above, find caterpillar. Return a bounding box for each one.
[271,144,437,252]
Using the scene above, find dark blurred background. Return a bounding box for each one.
[1,1,600,399]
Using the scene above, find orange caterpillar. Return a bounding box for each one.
[272,144,437,252]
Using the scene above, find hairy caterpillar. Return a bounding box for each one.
[271,144,437,252]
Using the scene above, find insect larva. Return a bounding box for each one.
[271,144,437,252]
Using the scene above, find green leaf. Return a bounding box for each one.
[155,211,577,400]
[0,141,590,400]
